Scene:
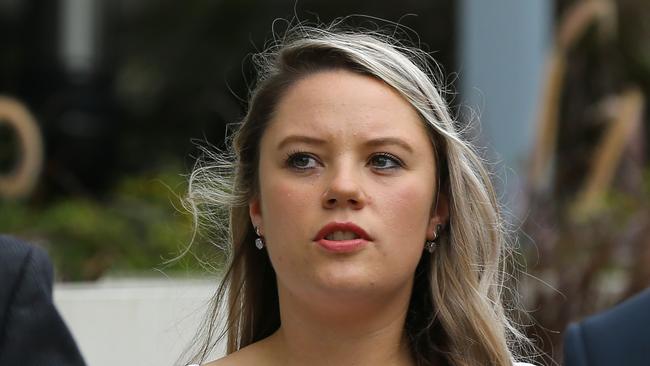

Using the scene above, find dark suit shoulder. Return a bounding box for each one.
[563,322,587,366]
[585,289,650,329]
[0,235,54,305]
[0,235,86,366]
[0,234,33,272]
[565,289,650,366]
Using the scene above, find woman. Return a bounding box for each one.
[184,23,534,366]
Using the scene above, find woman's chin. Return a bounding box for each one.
[307,264,405,300]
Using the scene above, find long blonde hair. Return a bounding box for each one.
[184,22,530,366]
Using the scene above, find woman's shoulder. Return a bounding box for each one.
[194,339,275,366]
[187,353,244,366]
[191,352,252,366]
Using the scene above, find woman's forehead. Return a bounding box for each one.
[277,69,411,114]
[264,69,431,149]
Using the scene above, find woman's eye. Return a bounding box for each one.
[369,153,403,170]
[286,152,319,170]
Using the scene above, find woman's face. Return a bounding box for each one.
[250,69,445,306]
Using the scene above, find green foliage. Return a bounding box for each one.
[0,168,222,281]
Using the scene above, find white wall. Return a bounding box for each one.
[54,278,225,366]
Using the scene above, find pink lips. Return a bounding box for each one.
[313,222,372,253]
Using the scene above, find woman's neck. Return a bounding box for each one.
[263,283,416,366]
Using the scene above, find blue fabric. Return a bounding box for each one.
[564,288,650,366]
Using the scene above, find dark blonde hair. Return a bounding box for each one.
[184,22,530,366]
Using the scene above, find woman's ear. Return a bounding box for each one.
[426,191,449,240]
[249,197,263,231]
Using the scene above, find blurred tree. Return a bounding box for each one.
[0,1,456,279]
[110,0,456,175]
[524,0,650,362]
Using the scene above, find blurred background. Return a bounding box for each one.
[1,0,648,364]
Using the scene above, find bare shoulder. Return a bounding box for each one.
[201,352,256,366]
[201,340,274,366]
[200,353,240,366]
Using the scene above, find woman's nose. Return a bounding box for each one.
[321,165,367,210]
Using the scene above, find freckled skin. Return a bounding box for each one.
[250,69,442,310]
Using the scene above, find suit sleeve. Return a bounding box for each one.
[0,239,86,366]
[563,322,588,366]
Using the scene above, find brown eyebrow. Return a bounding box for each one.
[277,135,328,150]
[364,137,414,154]
[277,135,414,154]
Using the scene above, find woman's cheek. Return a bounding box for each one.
[382,182,433,236]
[262,178,315,246]
[264,177,301,214]
[272,180,313,215]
